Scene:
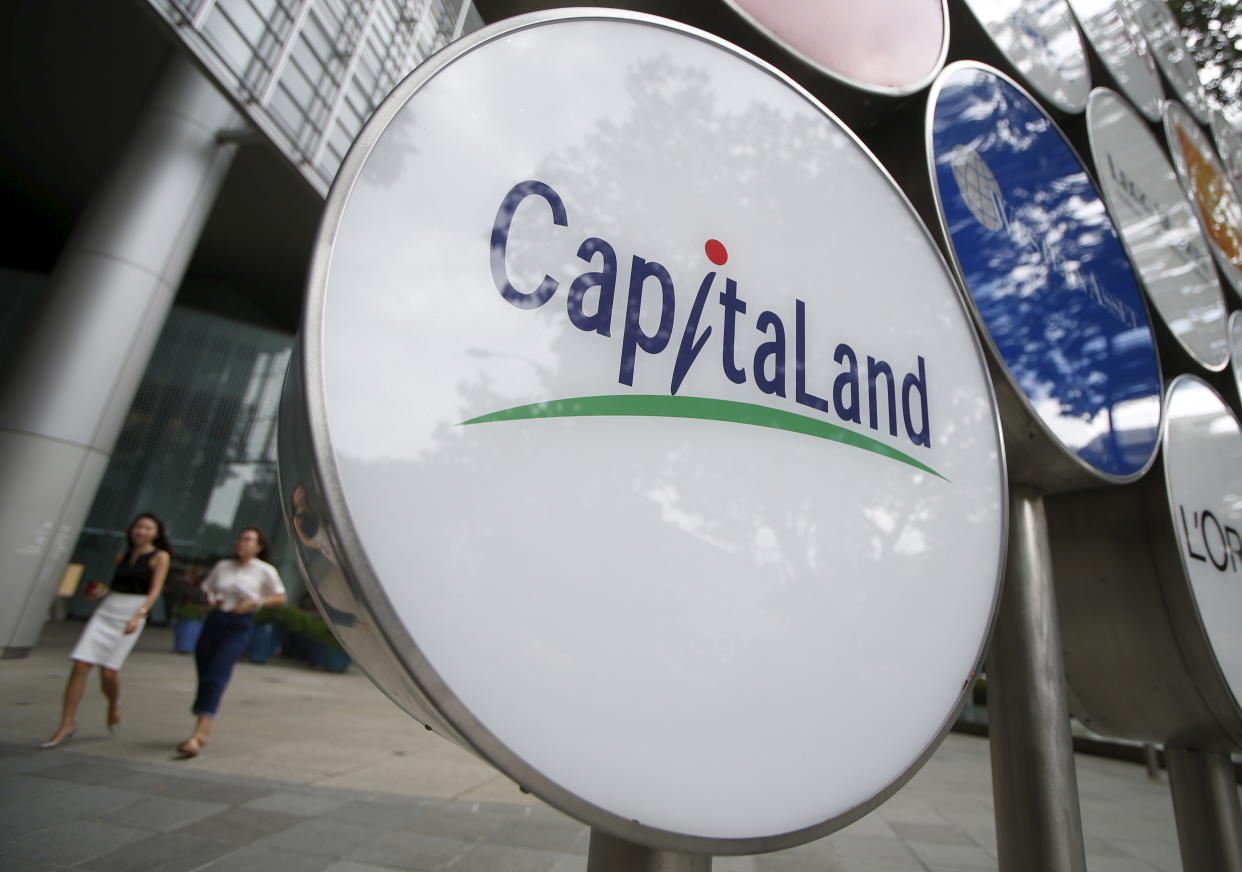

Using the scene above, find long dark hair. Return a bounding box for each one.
[128,512,172,557]
[240,527,270,561]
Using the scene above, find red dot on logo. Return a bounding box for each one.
[705,239,728,265]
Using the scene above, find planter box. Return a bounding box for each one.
[173,618,204,653]
[246,622,281,663]
[323,646,351,673]
[282,631,308,660]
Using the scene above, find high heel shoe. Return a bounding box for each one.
[39,728,76,750]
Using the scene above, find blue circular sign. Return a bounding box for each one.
[929,63,1162,482]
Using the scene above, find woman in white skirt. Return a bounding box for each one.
[40,513,171,748]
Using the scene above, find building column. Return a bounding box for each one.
[0,52,238,657]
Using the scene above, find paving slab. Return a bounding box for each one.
[0,619,1200,871]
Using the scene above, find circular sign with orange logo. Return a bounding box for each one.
[1165,100,1242,299]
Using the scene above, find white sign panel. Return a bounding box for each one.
[1068,0,1163,120]
[1131,0,1210,122]
[290,10,1006,850]
[958,0,1092,113]
[1088,88,1229,370]
[1231,312,1242,407]
[1212,110,1242,197]
[1164,376,1242,710]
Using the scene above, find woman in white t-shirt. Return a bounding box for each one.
[177,527,286,758]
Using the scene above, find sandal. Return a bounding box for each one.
[175,736,205,758]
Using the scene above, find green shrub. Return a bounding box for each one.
[971,676,988,706]
[172,602,207,621]
[254,603,288,625]
[307,615,341,647]
[268,604,311,635]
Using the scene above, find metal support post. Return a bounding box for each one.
[1144,744,1161,779]
[987,486,1087,872]
[587,829,711,872]
[1165,745,1242,872]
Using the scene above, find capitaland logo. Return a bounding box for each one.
[462,179,945,480]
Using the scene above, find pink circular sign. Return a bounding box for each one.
[731,0,947,92]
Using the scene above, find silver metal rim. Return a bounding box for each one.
[924,60,1164,488]
[300,8,1009,854]
[1084,87,1230,373]
[719,0,950,97]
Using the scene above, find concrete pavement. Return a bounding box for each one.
[1,620,1187,871]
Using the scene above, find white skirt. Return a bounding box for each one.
[70,593,148,670]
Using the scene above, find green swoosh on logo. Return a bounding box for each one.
[459,395,947,481]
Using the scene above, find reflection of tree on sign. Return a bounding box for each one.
[545,53,851,284]
[1171,0,1242,122]
[496,52,994,576]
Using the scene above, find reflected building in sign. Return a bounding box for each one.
[0,0,479,656]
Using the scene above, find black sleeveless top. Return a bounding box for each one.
[111,550,157,595]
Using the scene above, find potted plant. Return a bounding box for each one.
[307,616,351,673]
[246,605,283,663]
[277,605,313,660]
[172,602,207,653]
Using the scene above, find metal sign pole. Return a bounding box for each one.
[587,830,711,872]
[988,486,1087,872]
[1165,746,1242,872]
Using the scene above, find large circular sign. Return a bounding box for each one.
[1165,377,1242,714]
[1131,0,1211,123]
[1049,376,1242,749]
[281,10,1006,852]
[1066,0,1164,120]
[1165,100,1242,300]
[956,0,1092,113]
[928,63,1162,491]
[1087,88,1229,371]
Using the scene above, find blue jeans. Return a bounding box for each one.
[193,611,253,716]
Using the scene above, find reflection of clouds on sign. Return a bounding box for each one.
[1012,7,1056,71]
[951,148,1007,231]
